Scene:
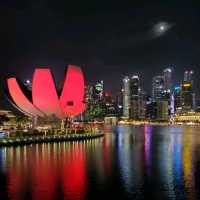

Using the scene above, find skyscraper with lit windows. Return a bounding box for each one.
[130,75,139,119]
[122,76,130,119]
[184,70,194,82]
[152,75,164,100]
[181,70,195,112]
[163,68,172,92]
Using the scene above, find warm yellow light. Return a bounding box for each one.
[182,83,191,87]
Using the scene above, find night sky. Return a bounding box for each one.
[1,0,200,108]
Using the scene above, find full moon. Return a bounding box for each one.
[153,22,172,36]
[159,25,165,31]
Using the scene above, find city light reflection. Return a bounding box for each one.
[0,126,199,200]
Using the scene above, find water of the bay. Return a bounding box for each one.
[0,125,200,200]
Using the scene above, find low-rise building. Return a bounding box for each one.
[173,111,200,124]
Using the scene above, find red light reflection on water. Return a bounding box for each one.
[6,143,87,200]
[31,145,57,200]
[7,147,30,200]
[62,144,87,200]
[102,130,112,176]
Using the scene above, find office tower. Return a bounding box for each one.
[156,100,169,121]
[130,75,139,119]
[174,86,182,113]
[184,70,189,81]
[152,72,172,121]
[152,75,164,100]
[85,85,93,103]
[170,93,175,117]
[82,85,94,121]
[116,89,123,116]
[104,93,117,117]
[181,70,195,112]
[94,80,104,100]
[122,76,130,119]
[184,70,194,82]
[130,75,139,98]
[138,88,147,120]
[146,96,153,120]
[181,82,195,111]
[163,68,172,92]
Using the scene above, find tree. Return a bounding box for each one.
[0,115,9,125]
[89,100,106,121]
[15,115,30,129]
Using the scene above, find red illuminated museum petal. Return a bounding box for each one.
[60,65,85,117]
[7,78,44,117]
[32,69,64,119]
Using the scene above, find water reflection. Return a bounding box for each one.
[182,127,196,200]
[0,125,200,200]
[144,125,152,177]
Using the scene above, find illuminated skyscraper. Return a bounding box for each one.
[174,86,182,112]
[181,82,195,111]
[152,71,173,120]
[184,70,194,82]
[116,89,123,116]
[152,75,164,100]
[156,100,169,121]
[181,70,195,112]
[85,85,93,103]
[94,80,104,100]
[130,75,139,98]
[163,68,172,92]
[82,85,94,121]
[138,88,147,120]
[122,76,130,119]
[130,75,139,119]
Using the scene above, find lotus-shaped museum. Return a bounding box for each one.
[7,65,85,119]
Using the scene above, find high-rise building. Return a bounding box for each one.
[152,71,173,121]
[84,85,93,103]
[130,75,140,119]
[156,100,169,121]
[152,75,164,100]
[170,93,175,117]
[82,85,94,121]
[174,86,182,113]
[181,70,195,112]
[181,82,195,111]
[184,70,194,82]
[130,75,139,98]
[163,68,172,92]
[138,88,147,120]
[104,93,117,117]
[94,80,104,100]
[116,89,124,117]
[122,76,130,119]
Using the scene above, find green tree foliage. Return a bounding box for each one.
[15,115,30,128]
[88,100,106,121]
[0,115,9,125]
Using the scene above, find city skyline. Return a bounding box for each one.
[1,66,200,111]
[2,65,199,123]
